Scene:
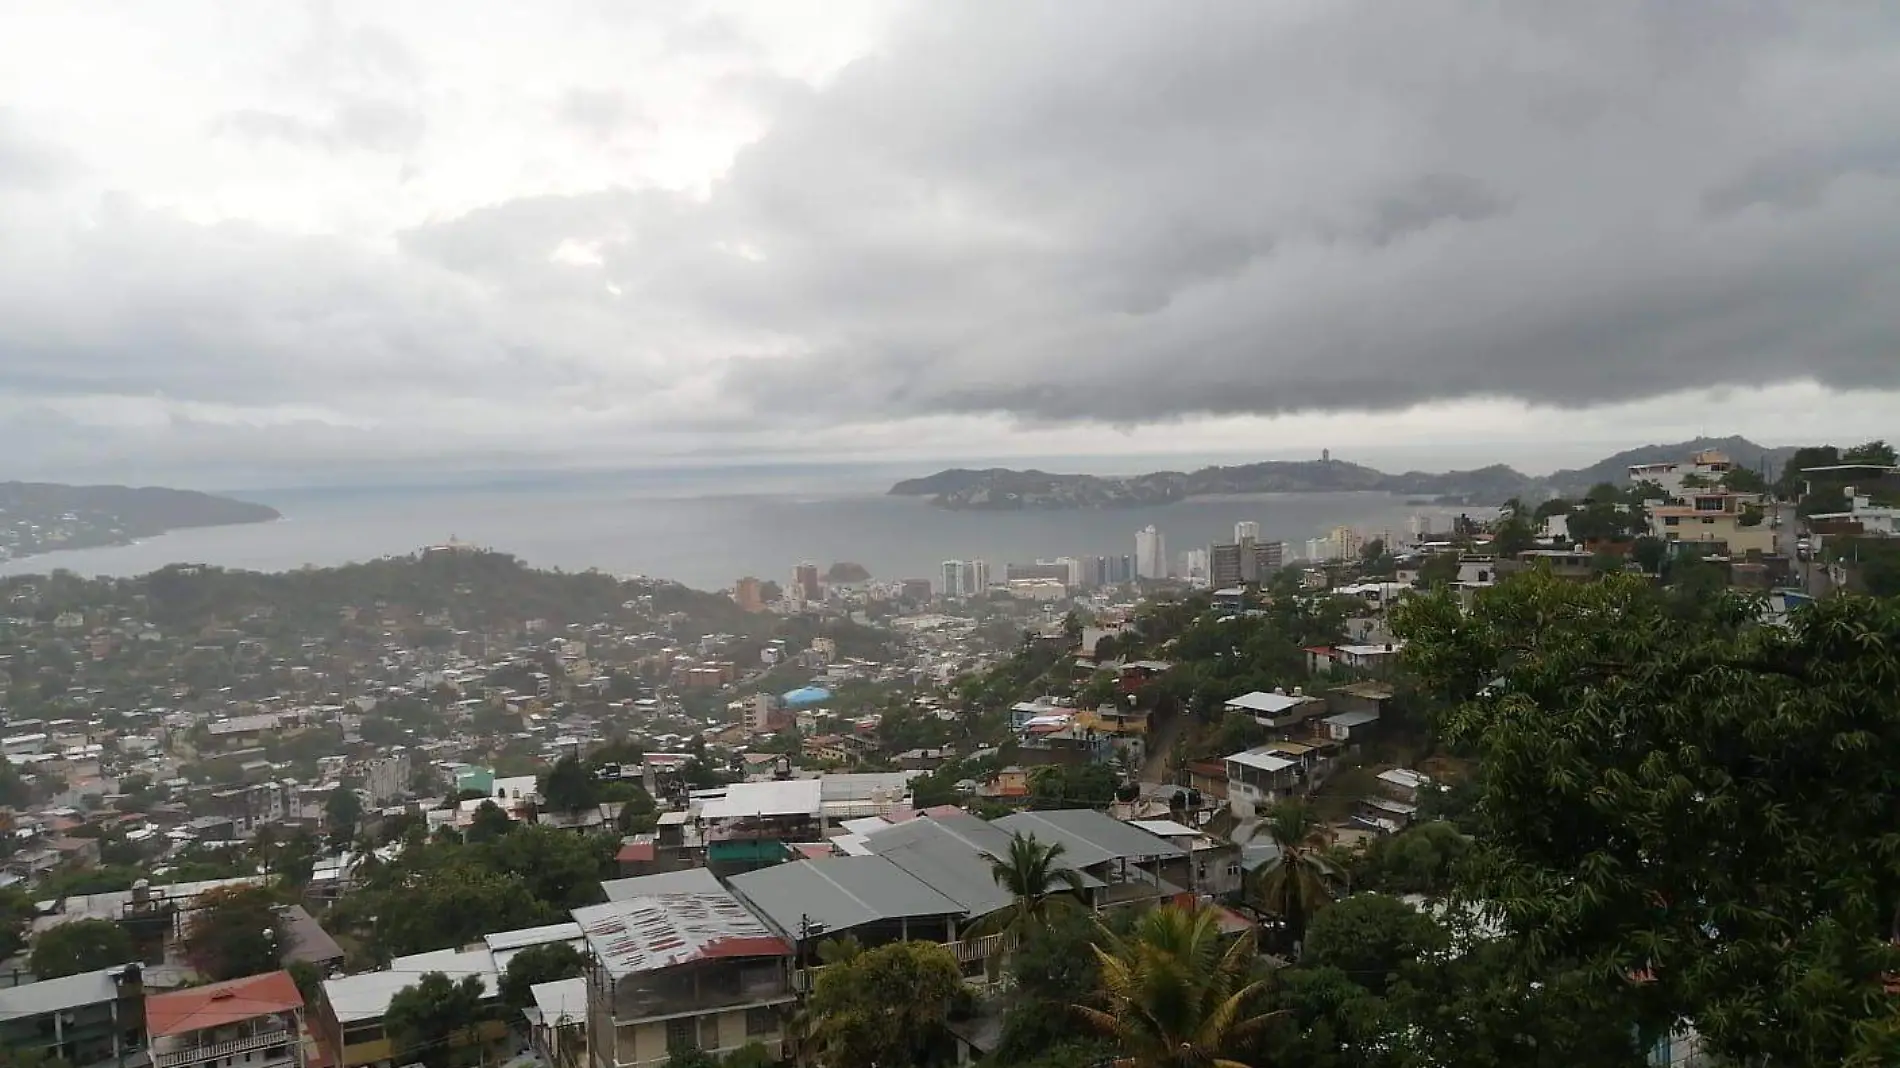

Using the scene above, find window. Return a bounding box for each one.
[1702,517,1716,525]
[1664,516,1680,527]
[666,1018,697,1052]
[746,1008,776,1037]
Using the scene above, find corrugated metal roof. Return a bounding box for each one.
[700,779,822,820]
[819,771,917,802]
[485,922,583,952]
[573,868,789,979]
[323,950,497,1024]
[993,809,1187,868]
[1226,748,1296,774]
[1224,691,1315,715]
[728,855,964,937]
[146,970,302,1038]
[528,977,588,1028]
[602,868,734,901]
[861,819,1016,919]
[0,968,122,1017]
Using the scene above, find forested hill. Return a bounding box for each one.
[0,481,280,559]
[888,436,1802,510]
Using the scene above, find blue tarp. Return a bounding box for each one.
[781,686,833,707]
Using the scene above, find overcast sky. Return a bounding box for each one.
[2,1,1899,487]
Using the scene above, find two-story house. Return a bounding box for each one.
[146,970,305,1068]
[1646,491,1773,556]
[0,965,146,1068]
[577,868,796,1068]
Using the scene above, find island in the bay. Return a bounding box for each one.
[889,435,1799,510]
[0,481,280,561]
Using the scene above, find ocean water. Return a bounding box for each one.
[0,469,1467,590]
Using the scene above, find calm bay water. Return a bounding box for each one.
[0,474,1464,590]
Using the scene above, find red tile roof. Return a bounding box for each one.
[615,841,656,863]
[146,970,303,1038]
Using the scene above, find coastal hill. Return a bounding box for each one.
[0,482,280,561]
[888,436,1801,510]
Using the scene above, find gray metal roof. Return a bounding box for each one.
[860,820,1017,919]
[992,809,1188,868]
[601,867,734,902]
[728,855,965,938]
[528,976,588,1028]
[818,771,917,802]
[0,968,123,1017]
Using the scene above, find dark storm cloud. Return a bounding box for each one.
[639,0,1900,422]
[7,0,1900,462]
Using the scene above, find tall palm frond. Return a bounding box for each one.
[1250,799,1340,953]
[965,831,1086,941]
[1076,904,1280,1068]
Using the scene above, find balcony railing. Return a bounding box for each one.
[950,932,1010,964]
[153,1026,296,1068]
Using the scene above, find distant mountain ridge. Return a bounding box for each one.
[887,436,1802,510]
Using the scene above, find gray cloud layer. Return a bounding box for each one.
[4,1,1900,476]
[415,2,1900,421]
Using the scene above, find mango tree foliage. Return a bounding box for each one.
[1393,572,1900,1065]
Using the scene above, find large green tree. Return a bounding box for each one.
[1842,439,1898,466]
[372,866,558,960]
[0,887,35,960]
[29,918,133,978]
[1300,893,1448,996]
[1353,821,1471,898]
[326,785,365,849]
[1077,905,1277,1068]
[807,940,963,1068]
[1394,571,1900,1066]
[538,754,598,814]
[498,941,586,1013]
[386,971,489,1068]
[182,885,286,981]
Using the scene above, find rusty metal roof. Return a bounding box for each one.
[572,868,790,979]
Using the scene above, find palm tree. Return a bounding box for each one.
[1250,799,1340,955]
[965,832,1086,942]
[1076,904,1278,1068]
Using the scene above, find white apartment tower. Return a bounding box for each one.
[969,559,991,593]
[941,560,967,597]
[1135,525,1168,580]
[1234,520,1260,543]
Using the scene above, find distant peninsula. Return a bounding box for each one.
[888,436,1801,511]
[0,482,280,562]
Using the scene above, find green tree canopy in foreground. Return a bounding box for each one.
[1078,905,1276,1068]
[807,940,963,1068]
[1394,572,1900,1065]
[385,971,488,1068]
